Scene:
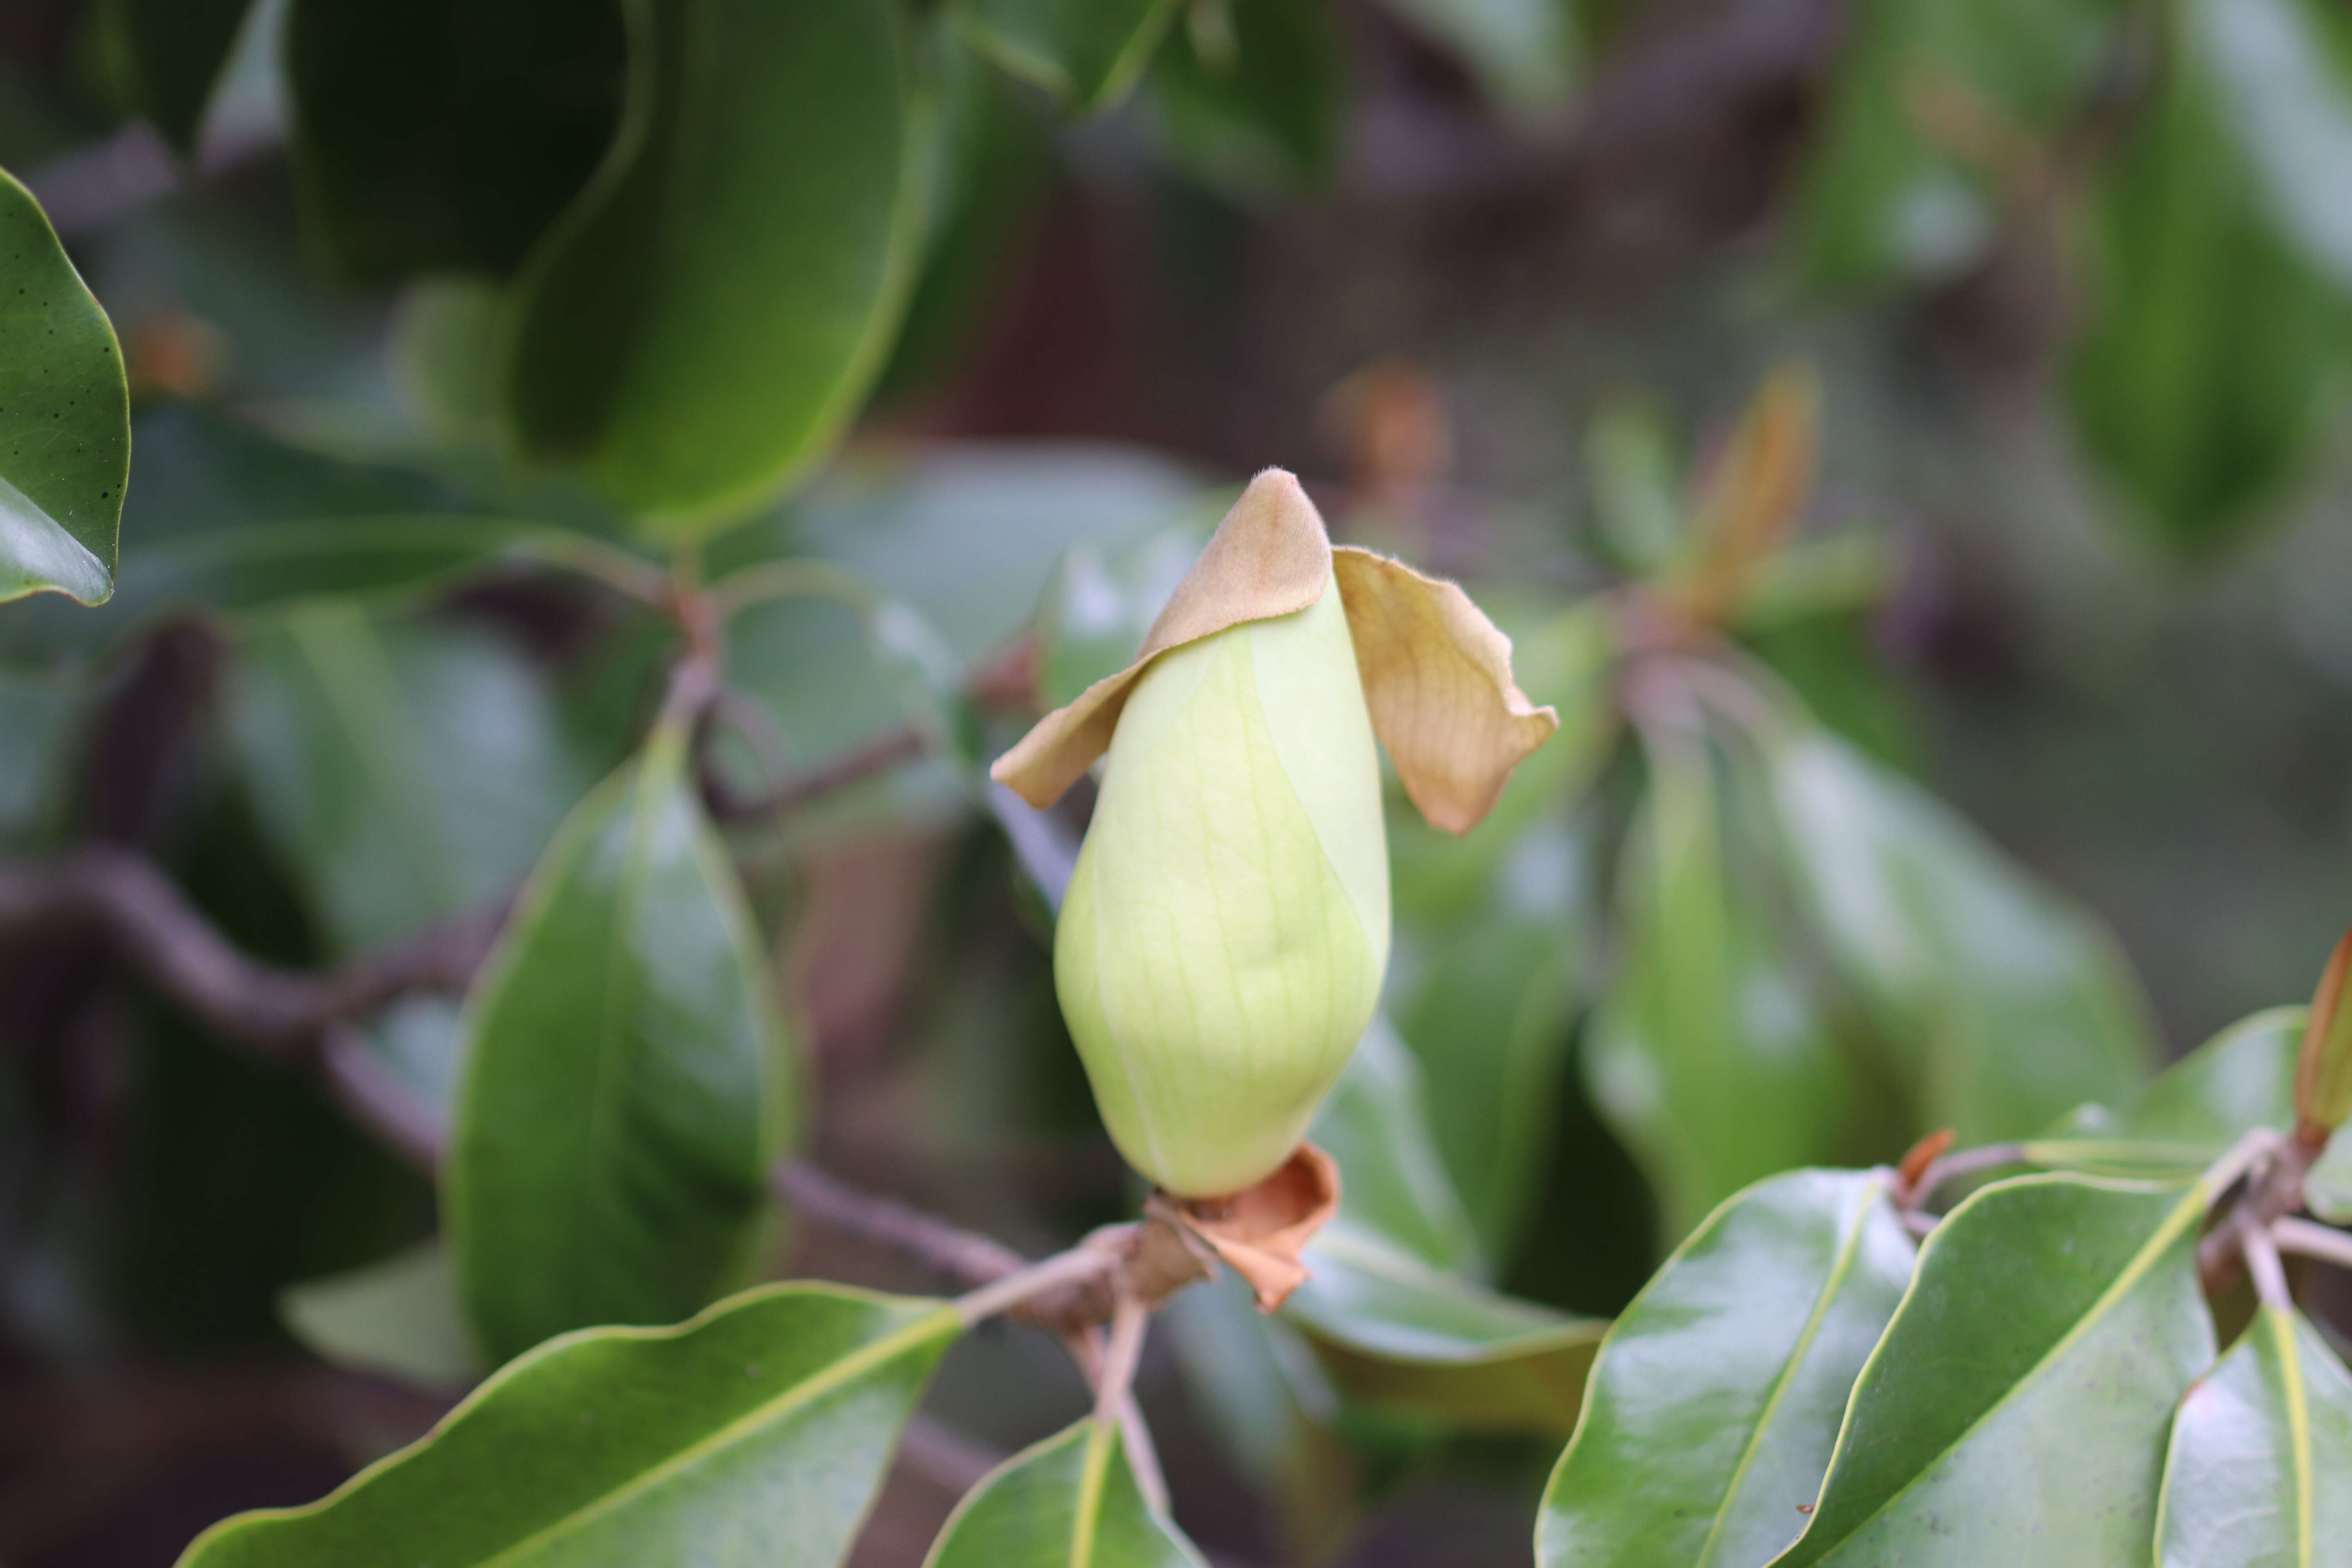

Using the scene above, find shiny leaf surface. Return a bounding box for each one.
[2156,1304,2352,1567]
[503,0,924,528]
[2197,0,2352,290]
[448,720,797,1361]
[179,1284,961,1568]
[0,168,128,606]
[924,1416,1208,1568]
[1538,1169,1915,1568]
[1771,1175,2215,1567]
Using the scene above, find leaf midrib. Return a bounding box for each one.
[1788,1180,2205,1564]
[474,1305,957,1567]
[1692,1176,1886,1568]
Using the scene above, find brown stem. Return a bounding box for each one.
[699,724,927,825]
[2197,1133,2323,1296]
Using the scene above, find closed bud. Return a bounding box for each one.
[994,470,1557,1198]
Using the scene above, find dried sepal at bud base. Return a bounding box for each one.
[1149,1143,1341,1312]
[2295,924,2352,1144]
[990,469,1558,1199]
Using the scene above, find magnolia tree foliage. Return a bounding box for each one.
[6,1,2352,1566]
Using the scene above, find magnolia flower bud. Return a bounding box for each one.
[1057,569,1390,1196]
[993,470,1556,1199]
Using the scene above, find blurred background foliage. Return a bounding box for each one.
[6,0,2352,1563]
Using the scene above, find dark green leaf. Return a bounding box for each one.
[229,604,597,954]
[1588,727,1859,1240]
[1795,0,2120,287]
[178,1283,962,1568]
[0,167,128,606]
[2069,2,2352,557]
[1539,1169,1914,1568]
[960,0,1180,112]
[1773,1174,2215,1566]
[502,0,926,529]
[1287,1025,1610,1436]
[925,1415,1209,1567]
[2040,1007,2352,1223]
[103,0,256,155]
[1376,0,1580,118]
[1149,0,1347,200]
[279,1240,480,1392]
[1769,729,2152,1142]
[286,0,626,280]
[2156,1304,2352,1566]
[448,719,799,1361]
[0,662,78,845]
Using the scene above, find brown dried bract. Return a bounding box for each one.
[1160,1142,1341,1312]
[988,468,1558,836]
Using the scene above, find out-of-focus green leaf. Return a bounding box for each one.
[2156,1303,2352,1566]
[0,664,77,845]
[286,0,625,281]
[1287,1025,1610,1436]
[2039,1007,2352,1222]
[2069,3,2352,558]
[1773,1174,2214,1567]
[448,720,797,1362]
[1376,0,1580,118]
[0,168,128,607]
[1796,0,2119,288]
[103,0,256,154]
[1588,726,1858,1240]
[2197,0,2352,290]
[1392,831,1581,1256]
[502,0,926,530]
[960,0,1179,112]
[871,30,1056,404]
[178,1283,962,1568]
[1161,1276,1358,1562]
[1538,1169,1915,1568]
[1149,0,1346,200]
[1034,521,1211,708]
[924,1416,1208,1567]
[229,604,595,954]
[1586,396,1684,576]
[280,1240,480,1392]
[1769,729,2152,1143]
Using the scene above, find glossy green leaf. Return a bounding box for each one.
[1287,1025,1610,1436]
[1376,0,1581,118]
[2197,0,2352,290]
[924,1416,1208,1568]
[103,0,256,154]
[286,0,625,280]
[960,0,1180,112]
[1769,729,2152,1142]
[2042,1007,2352,1223]
[280,1239,480,1392]
[0,167,128,607]
[503,0,925,529]
[1795,0,2120,287]
[1149,0,1346,199]
[1539,1169,1915,1568]
[448,719,798,1362]
[1771,1174,2216,1567]
[178,1283,961,1568]
[229,604,596,955]
[2156,1304,2352,1566]
[2069,1,2352,557]
[1588,727,1857,1240]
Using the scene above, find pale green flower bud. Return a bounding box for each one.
[1056,571,1390,1196]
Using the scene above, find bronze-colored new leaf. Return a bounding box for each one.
[2295,925,2352,1142]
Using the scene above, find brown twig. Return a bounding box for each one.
[2198,1132,2323,1296]
[699,724,927,825]
[0,848,501,1055]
